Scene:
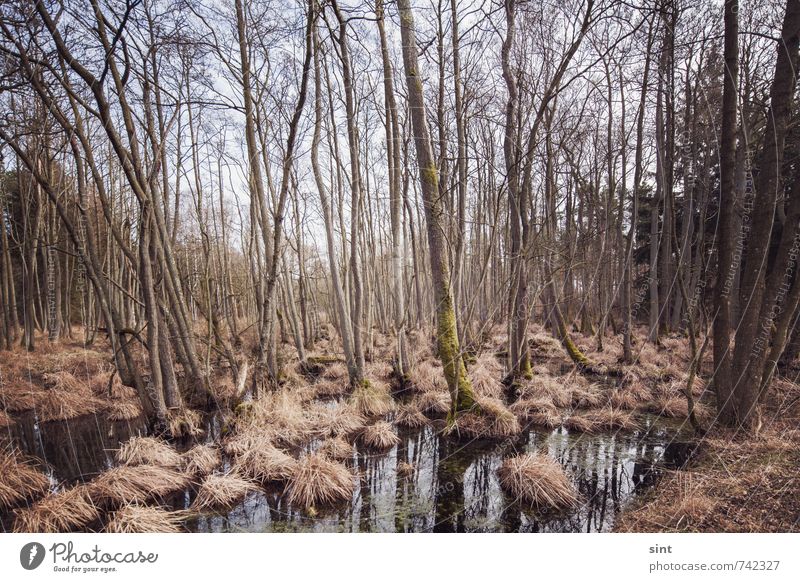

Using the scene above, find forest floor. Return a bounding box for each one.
[1,324,798,532]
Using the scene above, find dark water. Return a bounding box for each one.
[1,411,694,533]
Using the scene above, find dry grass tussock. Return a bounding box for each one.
[0,450,50,510]
[286,453,355,509]
[498,453,578,510]
[104,398,143,421]
[89,465,191,506]
[579,407,640,431]
[14,485,99,532]
[322,362,349,380]
[317,436,355,461]
[469,358,505,399]
[366,360,393,381]
[182,444,221,477]
[105,504,187,533]
[309,402,366,438]
[167,408,204,438]
[360,421,401,451]
[446,397,520,439]
[570,383,604,409]
[235,389,313,447]
[192,473,257,510]
[509,397,557,420]
[0,379,41,412]
[234,441,297,483]
[89,371,136,400]
[394,403,429,428]
[406,359,446,393]
[413,390,451,415]
[116,437,183,469]
[350,379,394,417]
[397,461,414,478]
[516,374,573,408]
[35,371,105,422]
[313,379,350,398]
[529,329,564,356]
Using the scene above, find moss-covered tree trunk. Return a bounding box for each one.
[397,0,477,417]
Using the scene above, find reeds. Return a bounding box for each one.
[0,450,50,510]
[182,445,222,477]
[192,473,257,510]
[105,504,187,533]
[116,437,183,469]
[286,453,355,509]
[14,485,99,532]
[360,421,401,451]
[497,453,579,510]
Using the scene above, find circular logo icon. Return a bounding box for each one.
[20,542,46,570]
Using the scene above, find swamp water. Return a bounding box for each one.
[1,410,694,533]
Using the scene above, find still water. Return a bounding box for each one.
[1,410,693,532]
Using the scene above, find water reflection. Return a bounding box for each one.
[1,411,692,533]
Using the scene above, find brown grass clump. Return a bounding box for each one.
[236,390,314,447]
[360,421,401,451]
[447,398,520,439]
[397,461,414,478]
[322,362,349,380]
[89,371,137,400]
[469,362,505,399]
[14,485,99,532]
[413,390,451,415]
[563,413,601,433]
[608,389,639,410]
[570,384,604,409]
[318,436,355,461]
[182,445,222,477]
[168,408,204,438]
[89,465,191,506]
[286,453,355,509]
[191,473,256,510]
[509,397,557,420]
[366,361,393,381]
[37,371,104,422]
[116,437,183,469]
[394,404,429,428]
[497,453,578,510]
[0,450,50,510]
[313,379,350,398]
[234,442,297,483]
[311,402,366,438]
[527,410,562,429]
[407,359,446,393]
[580,407,640,432]
[105,504,187,533]
[517,374,572,408]
[104,398,143,421]
[350,380,395,417]
[0,379,41,412]
[644,396,689,418]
